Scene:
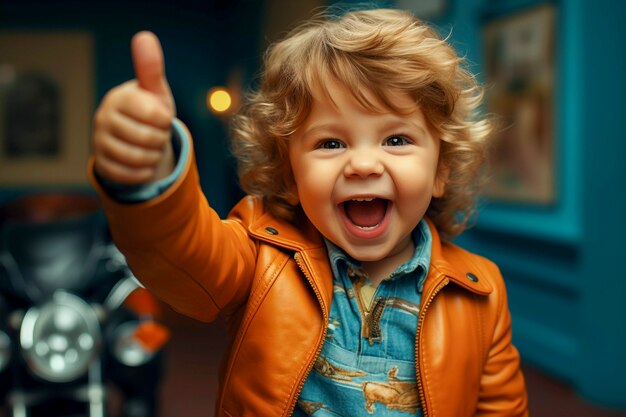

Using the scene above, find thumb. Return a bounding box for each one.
[131,31,175,113]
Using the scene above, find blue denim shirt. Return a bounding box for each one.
[294,221,431,416]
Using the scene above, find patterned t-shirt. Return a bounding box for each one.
[293,220,431,416]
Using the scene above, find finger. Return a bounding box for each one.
[94,155,156,185]
[95,132,164,169]
[131,31,175,112]
[107,109,171,150]
[109,81,173,129]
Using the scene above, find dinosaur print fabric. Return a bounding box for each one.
[293,220,431,416]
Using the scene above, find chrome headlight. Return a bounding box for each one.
[111,321,155,367]
[20,291,100,382]
[0,330,10,372]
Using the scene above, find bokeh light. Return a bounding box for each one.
[207,88,232,114]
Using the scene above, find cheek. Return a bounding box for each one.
[296,173,329,206]
[292,162,315,201]
[391,161,439,204]
[291,156,335,203]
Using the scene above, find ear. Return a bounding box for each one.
[432,162,449,198]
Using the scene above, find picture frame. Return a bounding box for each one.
[482,5,556,204]
[0,31,94,186]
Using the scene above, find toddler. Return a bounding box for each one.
[90,8,528,416]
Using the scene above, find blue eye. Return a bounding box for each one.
[319,139,344,149]
[384,135,411,146]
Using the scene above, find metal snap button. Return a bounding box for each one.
[265,227,279,235]
[466,272,479,282]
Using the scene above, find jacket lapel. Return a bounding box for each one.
[425,218,493,296]
[248,211,334,315]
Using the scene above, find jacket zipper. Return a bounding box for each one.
[416,278,449,417]
[289,252,329,417]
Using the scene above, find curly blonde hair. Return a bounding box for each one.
[231,8,491,239]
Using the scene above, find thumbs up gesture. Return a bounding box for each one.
[93,32,176,185]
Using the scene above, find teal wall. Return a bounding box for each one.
[575,0,626,406]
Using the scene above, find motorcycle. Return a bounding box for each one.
[0,194,169,417]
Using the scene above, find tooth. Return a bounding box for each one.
[357,225,377,230]
[353,198,374,202]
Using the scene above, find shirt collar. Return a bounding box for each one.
[324,218,432,292]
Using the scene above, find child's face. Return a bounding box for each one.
[288,81,445,264]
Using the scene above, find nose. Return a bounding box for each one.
[344,149,384,178]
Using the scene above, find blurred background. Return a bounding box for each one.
[0,0,625,416]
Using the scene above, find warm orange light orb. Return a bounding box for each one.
[207,88,232,113]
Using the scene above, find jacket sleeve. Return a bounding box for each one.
[88,120,257,323]
[476,263,529,416]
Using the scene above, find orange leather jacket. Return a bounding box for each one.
[89,125,528,417]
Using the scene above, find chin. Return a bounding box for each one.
[345,248,388,263]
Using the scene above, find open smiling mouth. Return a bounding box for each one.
[342,198,390,230]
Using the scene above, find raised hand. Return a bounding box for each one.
[92,31,176,185]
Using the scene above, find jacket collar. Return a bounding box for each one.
[249,209,325,252]
[425,218,493,296]
[247,205,492,311]
[248,209,335,313]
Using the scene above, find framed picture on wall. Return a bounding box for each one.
[0,31,94,186]
[483,5,556,204]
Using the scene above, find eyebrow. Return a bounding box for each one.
[383,119,430,137]
[301,118,430,139]
[300,123,343,139]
